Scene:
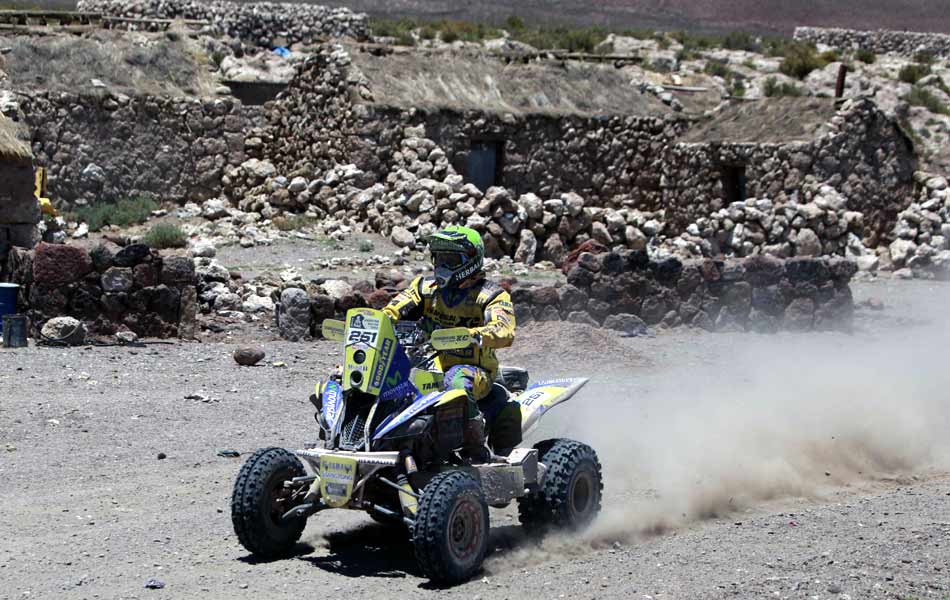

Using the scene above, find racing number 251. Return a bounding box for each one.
[347,330,377,345]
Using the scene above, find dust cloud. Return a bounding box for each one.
[516,295,950,553]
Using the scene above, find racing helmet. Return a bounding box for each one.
[428,226,485,289]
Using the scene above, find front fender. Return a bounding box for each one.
[372,388,468,440]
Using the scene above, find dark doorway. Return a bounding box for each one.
[722,165,747,204]
[224,80,288,106]
[467,140,503,192]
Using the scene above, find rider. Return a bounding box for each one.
[382,225,516,462]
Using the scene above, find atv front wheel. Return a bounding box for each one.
[518,439,603,534]
[231,447,307,558]
[412,471,489,584]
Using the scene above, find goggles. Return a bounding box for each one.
[432,252,465,269]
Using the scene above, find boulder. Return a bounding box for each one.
[233,346,265,366]
[322,279,354,301]
[243,295,275,313]
[603,313,647,335]
[390,226,415,248]
[32,243,93,285]
[792,228,822,257]
[161,257,196,286]
[101,267,134,293]
[278,288,311,341]
[514,230,538,265]
[201,198,230,220]
[190,239,217,258]
[40,316,86,346]
[114,244,151,267]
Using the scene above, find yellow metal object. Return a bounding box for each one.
[397,476,418,515]
[343,308,398,395]
[410,369,442,395]
[319,455,358,508]
[35,167,57,217]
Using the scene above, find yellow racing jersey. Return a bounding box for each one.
[382,276,515,377]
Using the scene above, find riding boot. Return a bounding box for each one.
[462,415,492,464]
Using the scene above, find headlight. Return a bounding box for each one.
[350,371,363,385]
[353,350,366,364]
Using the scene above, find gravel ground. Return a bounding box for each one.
[1,279,949,600]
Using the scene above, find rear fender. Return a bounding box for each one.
[512,378,589,437]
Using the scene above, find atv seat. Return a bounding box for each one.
[495,366,529,393]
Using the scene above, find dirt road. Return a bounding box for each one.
[1,280,949,599]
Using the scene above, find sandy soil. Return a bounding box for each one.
[1,280,949,599]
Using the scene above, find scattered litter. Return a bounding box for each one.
[157,452,167,460]
[144,578,165,589]
[271,361,287,368]
[216,449,241,458]
[184,393,220,403]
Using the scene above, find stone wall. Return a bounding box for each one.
[224,46,914,270]
[662,98,916,253]
[20,92,258,207]
[794,27,950,59]
[0,160,39,251]
[77,0,369,48]
[884,171,950,278]
[265,251,856,340]
[3,242,197,339]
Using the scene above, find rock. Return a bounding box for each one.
[161,257,196,286]
[518,193,544,220]
[278,287,311,341]
[590,221,613,245]
[390,226,415,248]
[71,223,89,239]
[243,158,277,179]
[793,228,822,257]
[214,292,242,311]
[855,255,879,272]
[178,287,197,340]
[541,235,567,266]
[190,239,217,258]
[783,298,815,331]
[624,226,648,250]
[242,295,274,313]
[603,313,647,335]
[116,330,138,344]
[530,286,560,306]
[32,243,93,285]
[888,239,918,267]
[322,279,353,300]
[233,346,265,366]
[514,230,538,265]
[89,243,117,272]
[201,198,230,220]
[288,176,308,193]
[101,267,134,292]
[40,316,86,346]
[366,289,393,309]
[562,192,585,217]
[566,311,599,326]
[558,284,588,312]
[114,244,151,267]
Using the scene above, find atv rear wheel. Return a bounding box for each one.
[231,447,307,558]
[412,471,489,584]
[518,439,603,534]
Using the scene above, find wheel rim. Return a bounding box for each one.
[267,470,296,525]
[570,469,595,518]
[447,497,483,562]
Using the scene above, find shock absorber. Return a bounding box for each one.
[396,449,419,516]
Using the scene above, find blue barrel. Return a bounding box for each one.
[0,283,18,336]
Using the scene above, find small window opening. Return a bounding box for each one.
[722,165,747,204]
[466,140,504,192]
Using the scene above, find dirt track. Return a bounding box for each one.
[1,280,949,599]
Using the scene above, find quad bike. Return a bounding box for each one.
[231,307,603,584]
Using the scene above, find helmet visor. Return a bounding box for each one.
[432,252,465,270]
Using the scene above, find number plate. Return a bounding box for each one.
[320,455,358,508]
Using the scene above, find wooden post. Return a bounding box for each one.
[835,64,848,98]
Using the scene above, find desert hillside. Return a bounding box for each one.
[10,0,950,35]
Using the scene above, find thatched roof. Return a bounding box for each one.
[0,114,32,163]
[681,97,838,144]
[348,47,671,117]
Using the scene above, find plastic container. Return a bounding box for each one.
[2,314,28,348]
[0,283,18,336]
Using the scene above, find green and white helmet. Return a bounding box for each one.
[428,225,485,289]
